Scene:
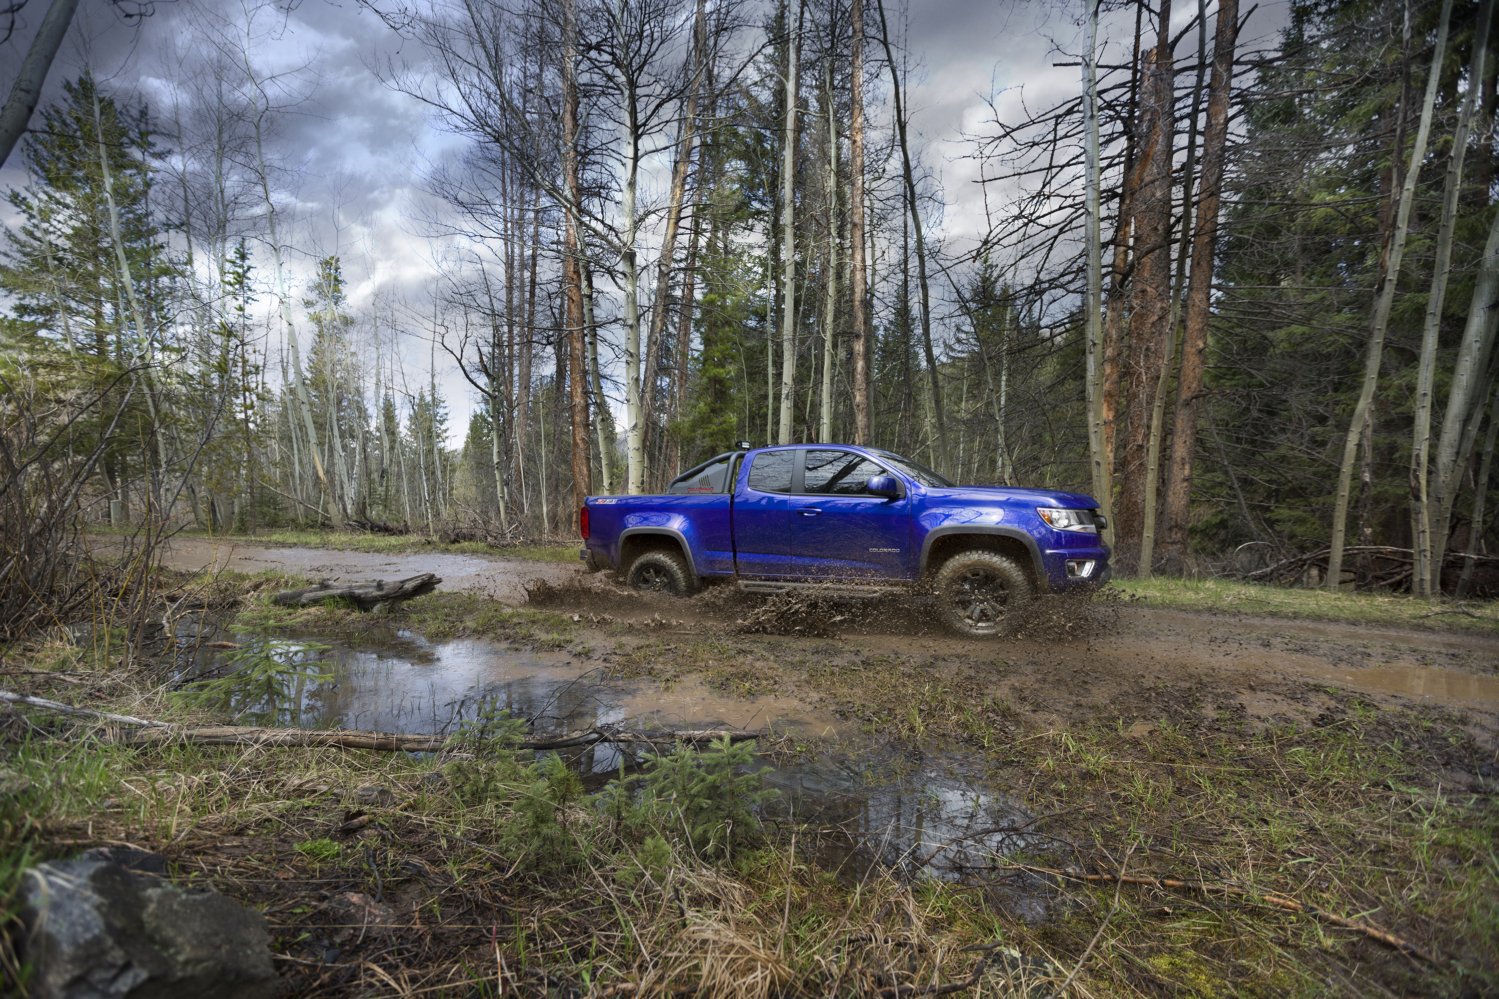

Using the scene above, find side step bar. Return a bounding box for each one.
[737,579,906,599]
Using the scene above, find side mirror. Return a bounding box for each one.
[866,474,901,499]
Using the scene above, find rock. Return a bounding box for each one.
[21,851,280,999]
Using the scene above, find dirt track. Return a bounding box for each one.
[157,536,1499,727]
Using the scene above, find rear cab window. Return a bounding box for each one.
[747,450,795,493]
[669,454,734,494]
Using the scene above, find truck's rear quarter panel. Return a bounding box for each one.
[584,494,735,577]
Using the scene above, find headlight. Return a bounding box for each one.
[1038,507,1098,533]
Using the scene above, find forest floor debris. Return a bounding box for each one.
[3,550,1497,995]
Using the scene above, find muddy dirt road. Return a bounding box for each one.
[157,535,580,603]
[158,536,1499,724]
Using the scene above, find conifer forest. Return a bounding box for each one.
[2,0,1499,995]
[2,0,1495,592]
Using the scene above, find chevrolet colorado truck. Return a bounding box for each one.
[579,444,1110,636]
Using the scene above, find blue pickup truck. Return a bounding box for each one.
[579,444,1110,636]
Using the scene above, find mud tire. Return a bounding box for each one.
[625,548,696,597]
[931,550,1033,637]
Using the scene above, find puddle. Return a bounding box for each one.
[178,627,1056,915]
[180,631,838,742]
[1318,665,1499,704]
[761,752,1058,922]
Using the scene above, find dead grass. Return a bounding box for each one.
[1115,576,1499,634]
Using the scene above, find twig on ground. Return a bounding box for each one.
[995,861,1434,963]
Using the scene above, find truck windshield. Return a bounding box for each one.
[874,450,953,488]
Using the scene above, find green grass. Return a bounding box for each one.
[1113,576,1499,634]
[184,528,578,563]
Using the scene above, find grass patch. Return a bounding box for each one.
[1,694,1016,996]
[185,528,578,563]
[1114,576,1499,634]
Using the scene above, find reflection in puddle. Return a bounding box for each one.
[182,631,837,742]
[764,755,1036,876]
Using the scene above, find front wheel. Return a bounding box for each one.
[931,551,1033,637]
[625,548,696,597]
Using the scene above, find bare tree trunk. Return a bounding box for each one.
[777,0,801,444]
[0,0,80,168]
[1458,384,1499,596]
[1328,0,1451,589]
[849,0,871,445]
[1116,0,1175,571]
[1412,0,1493,595]
[820,59,838,443]
[1140,0,1209,577]
[874,0,944,465]
[585,253,615,494]
[1081,0,1114,528]
[642,0,707,469]
[562,0,593,515]
[1101,1,1144,506]
[1160,0,1239,573]
[1434,207,1499,565]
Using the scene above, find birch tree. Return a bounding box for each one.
[1326,0,1451,589]
[1410,0,1492,596]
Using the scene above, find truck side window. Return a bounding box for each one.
[747,451,795,493]
[670,455,731,494]
[803,450,883,494]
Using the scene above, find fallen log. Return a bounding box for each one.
[0,693,763,752]
[271,573,440,611]
[0,690,170,728]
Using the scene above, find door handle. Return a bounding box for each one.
[801,508,822,516]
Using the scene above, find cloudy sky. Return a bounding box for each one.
[0,0,1288,442]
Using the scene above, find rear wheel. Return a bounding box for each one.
[931,550,1033,637]
[625,548,695,597]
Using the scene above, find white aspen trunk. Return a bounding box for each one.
[1433,208,1499,564]
[849,0,870,444]
[0,0,79,168]
[1081,0,1113,526]
[1327,0,1451,590]
[622,100,644,491]
[91,88,171,494]
[1457,384,1499,596]
[820,61,837,443]
[585,255,615,494]
[252,119,335,523]
[777,1,800,445]
[1412,0,1493,595]
[997,309,1010,484]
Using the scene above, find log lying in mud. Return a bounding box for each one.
[271,573,440,611]
[0,694,764,753]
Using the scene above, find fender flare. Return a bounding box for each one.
[918,526,1048,590]
[618,527,699,579]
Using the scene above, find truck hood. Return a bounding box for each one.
[924,485,1102,509]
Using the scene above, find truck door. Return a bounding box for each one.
[790,449,912,579]
[731,449,799,577]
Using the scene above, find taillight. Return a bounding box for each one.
[579,505,590,539]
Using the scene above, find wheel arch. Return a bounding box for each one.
[920,527,1046,591]
[618,528,698,579]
